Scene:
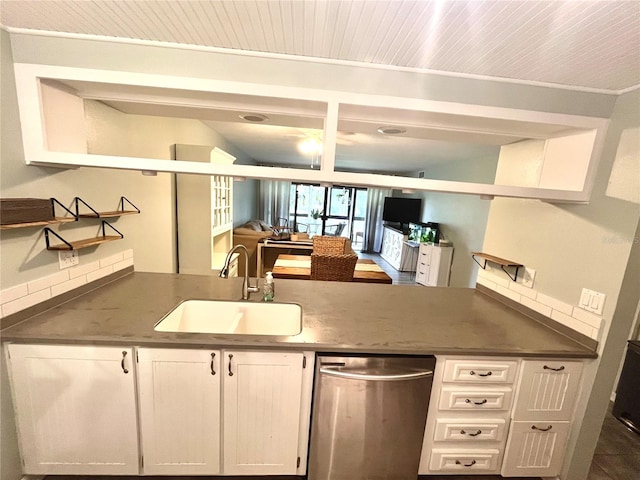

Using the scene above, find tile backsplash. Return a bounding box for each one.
[0,249,134,318]
[476,267,603,341]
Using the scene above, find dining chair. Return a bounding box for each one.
[310,252,358,282]
[313,236,347,254]
[324,222,346,236]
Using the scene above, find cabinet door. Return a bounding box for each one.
[6,344,139,475]
[223,350,304,475]
[137,348,221,475]
[501,421,570,477]
[513,360,583,421]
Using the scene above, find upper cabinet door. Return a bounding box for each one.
[137,348,221,475]
[6,344,139,475]
[512,360,584,421]
[223,350,304,475]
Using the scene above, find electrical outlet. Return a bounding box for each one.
[519,267,536,288]
[59,250,79,269]
[579,288,606,315]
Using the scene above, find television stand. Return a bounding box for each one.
[380,225,419,272]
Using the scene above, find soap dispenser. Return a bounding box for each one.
[263,271,275,302]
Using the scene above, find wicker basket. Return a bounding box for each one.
[310,253,358,281]
[312,236,347,254]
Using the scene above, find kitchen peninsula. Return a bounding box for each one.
[2,271,595,357]
[2,272,596,478]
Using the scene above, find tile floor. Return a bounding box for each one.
[587,404,640,480]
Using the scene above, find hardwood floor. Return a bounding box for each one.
[359,252,416,285]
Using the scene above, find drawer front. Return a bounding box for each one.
[430,448,501,472]
[439,386,513,411]
[419,246,432,263]
[416,270,427,285]
[443,359,518,384]
[434,418,507,442]
[501,421,571,477]
[513,360,583,421]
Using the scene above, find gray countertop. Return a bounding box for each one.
[0,272,596,358]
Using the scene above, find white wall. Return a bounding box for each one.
[481,89,640,479]
[417,157,497,287]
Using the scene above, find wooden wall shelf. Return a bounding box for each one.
[44,221,124,251]
[1,217,75,230]
[472,252,524,282]
[75,196,140,219]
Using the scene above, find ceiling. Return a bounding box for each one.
[2,0,639,92]
[3,1,638,174]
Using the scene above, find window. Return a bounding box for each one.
[288,183,368,249]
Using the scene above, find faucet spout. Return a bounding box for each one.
[220,244,260,300]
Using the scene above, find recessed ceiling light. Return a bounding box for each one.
[377,126,406,135]
[239,113,269,122]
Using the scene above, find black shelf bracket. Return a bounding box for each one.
[75,196,101,218]
[44,227,74,250]
[50,198,78,220]
[500,265,520,282]
[102,220,124,238]
[119,196,140,213]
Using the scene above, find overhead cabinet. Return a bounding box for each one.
[13,62,609,202]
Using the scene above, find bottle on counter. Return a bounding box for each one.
[263,271,275,302]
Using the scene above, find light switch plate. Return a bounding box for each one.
[579,288,605,315]
[59,250,79,269]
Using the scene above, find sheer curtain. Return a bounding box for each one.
[363,187,392,253]
[259,180,291,226]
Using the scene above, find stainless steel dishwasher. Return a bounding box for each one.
[308,354,436,480]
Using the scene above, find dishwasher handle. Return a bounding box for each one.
[320,366,433,381]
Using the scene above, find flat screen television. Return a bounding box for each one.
[382,197,422,226]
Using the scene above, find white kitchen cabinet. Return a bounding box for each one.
[501,421,571,477]
[5,344,139,475]
[416,243,453,287]
[502,360,584,477]
[380,226,418,271]
[137,348,221,475]
[420,356,518,475]
[223,350,305,475]
[511,360,584,421]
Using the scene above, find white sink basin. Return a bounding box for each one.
[154,300,302,336]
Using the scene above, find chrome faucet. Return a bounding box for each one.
[220,244,260,300]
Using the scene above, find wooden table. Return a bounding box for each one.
[256,239,314,277]
[272,254,393,284]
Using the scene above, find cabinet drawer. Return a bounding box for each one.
[501,421,571,477]
[419,248,432,263]
[416,270,427,285]
[434,418,507,442]
[513,360,583,421]
[430,448,501,472]
[443,359,518,384]
[439,386,513,411]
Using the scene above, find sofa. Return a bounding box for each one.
[233,220,274,277]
